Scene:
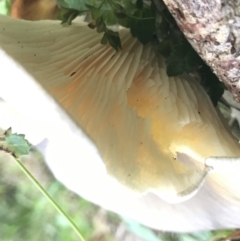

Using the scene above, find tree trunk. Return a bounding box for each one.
[159,0,240,101]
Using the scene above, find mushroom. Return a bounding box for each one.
[0,14,240,231]
[11,0,60,20]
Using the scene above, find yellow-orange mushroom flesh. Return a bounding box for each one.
[0,14,240,203]
[11,0,60,20]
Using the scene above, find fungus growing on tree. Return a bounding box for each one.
[0,14,240,216]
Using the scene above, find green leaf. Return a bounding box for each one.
[85,2,122,50]
[166,39,202,76]
[86,0,156,45]
[121,0,136,14]
[57,0,87,11]
[136,0,143,10]
[58,7,87,25]
[85,4,101,21]
[104,30,122,51]
[5,131,30,157]
[57,0,223,104]
[101,33,108,45]
[114,11,127,19]
[128,7,156,45]
[116,15,131,28]
[97,16,108,32]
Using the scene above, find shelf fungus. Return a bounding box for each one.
[0,14,240,208]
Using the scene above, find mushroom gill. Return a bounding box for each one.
[0,14,240,203]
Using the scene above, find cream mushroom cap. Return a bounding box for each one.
[0,14,240,205]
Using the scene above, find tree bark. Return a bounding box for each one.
[159,0,240,101]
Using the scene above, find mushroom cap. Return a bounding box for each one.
[0,14,240,204]
[11,0,60,20]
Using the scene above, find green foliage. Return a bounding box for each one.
[164,39,202,76]
[85,2,123,50]
[5,129,30,157]
[57,0,224,104]
[151,0,224,105]
[58,0,156,50]
[57,0,88,11]
[122,217,162,241]
[0,167,96,241]
[199,64,225,106]
[0,0,11,15]
[0,1,232,239]
[0,128,30,158]
[58,7,86,24]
